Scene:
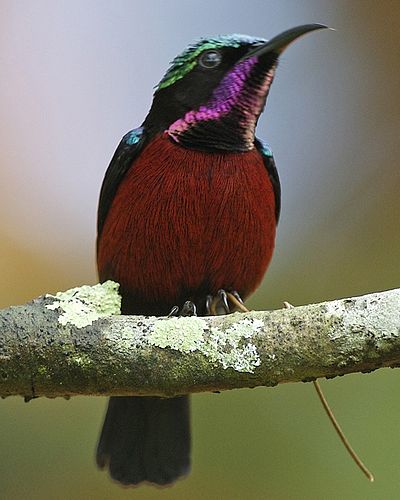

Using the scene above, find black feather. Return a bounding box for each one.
[96,396,190,486]
[255,138,281,223]
[97,128,147,241]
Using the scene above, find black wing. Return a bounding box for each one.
[255,138,281,224]
[97,127,147,240]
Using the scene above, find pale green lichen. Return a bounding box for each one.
[108,322,149,349]
[148,315,262,373]
[46,281,263,372]
[204,317,263,372]
[46,281,121,328]
[149,317,206,352]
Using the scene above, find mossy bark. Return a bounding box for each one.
[0,288,399,399]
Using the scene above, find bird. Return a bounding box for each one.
[95,24,328,487]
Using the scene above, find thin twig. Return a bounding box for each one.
[283,301,374,481]
[313,380,374,482]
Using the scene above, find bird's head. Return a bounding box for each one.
[143,24,328,152]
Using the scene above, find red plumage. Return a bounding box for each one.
[97,133,276,315]
[95,25,327,487]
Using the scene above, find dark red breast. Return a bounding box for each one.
[97,134,276,315]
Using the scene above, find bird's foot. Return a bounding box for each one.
[206,289,249,315]
[168,301,197,317]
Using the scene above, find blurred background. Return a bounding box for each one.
[1,1,399,498]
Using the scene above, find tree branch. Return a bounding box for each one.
[0,282,399,399]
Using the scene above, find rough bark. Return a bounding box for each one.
[0,282,399,399]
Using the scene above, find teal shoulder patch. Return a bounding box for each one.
[257,139,273,157]
[122,127,144,145]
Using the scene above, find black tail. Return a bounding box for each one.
[96,395,190,486]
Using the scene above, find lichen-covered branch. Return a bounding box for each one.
[0,282,399,399]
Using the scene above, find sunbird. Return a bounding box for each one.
[96,24,328,486]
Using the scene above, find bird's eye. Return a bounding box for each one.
[198,49,222,69]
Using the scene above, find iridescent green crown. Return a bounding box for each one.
[157,34,265,91]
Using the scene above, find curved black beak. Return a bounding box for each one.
[244,24,331,60]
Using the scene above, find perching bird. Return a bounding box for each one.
[96,24,328,486]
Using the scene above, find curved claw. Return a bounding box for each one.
[226,291,249,313]
[168,305,180,317]
[206,289,248,315]
[231,290,244,304]
[218,289,230,314]
[168,301,197,317]
[205,294,213,315]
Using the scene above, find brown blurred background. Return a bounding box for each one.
[1,1,399,499]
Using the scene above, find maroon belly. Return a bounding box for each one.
[97,134,276,314]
